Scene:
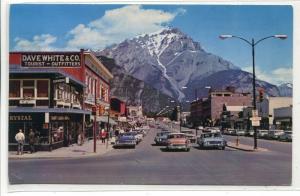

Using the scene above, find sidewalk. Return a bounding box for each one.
[226,141,268,152]
[9,139,113,159]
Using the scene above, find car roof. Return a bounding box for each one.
[168,133,186,135]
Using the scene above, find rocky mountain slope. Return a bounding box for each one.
[97,27,240,100]
[97,56,173,114]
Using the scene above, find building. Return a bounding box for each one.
[8,50,114,151]
[190,87,252,127]
[257,96,292,129]
[82,51,114,138]
[9,51,89,151]
[110,97,126,118]
[274,106,292,130]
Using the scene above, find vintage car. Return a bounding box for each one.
[278,130,292,142]
[197,132,226,150]
[267,129,285,139]
[127,131,142,144]
[166,133,190,151]
[154,131,171,145]
[114,133,136,148]
[181,130,197,143]
[257,129,269,138]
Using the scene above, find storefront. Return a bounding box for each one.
[9,109,90,151]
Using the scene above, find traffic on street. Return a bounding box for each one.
[9,121,291,186]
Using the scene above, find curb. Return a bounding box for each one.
[226,145,255,152]
[8,145,113,160]
[226,143,269,152]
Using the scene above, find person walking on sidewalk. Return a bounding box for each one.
[15,129,25,155]
[29,129,35,153]
[100,129,107,144]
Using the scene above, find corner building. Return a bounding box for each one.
[8,50,113,151]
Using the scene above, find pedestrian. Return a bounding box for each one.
[77,132,83,146]
[15,129,25,155]
[68,133,73,146]
[28,129,35,153]
[101,129,107,143]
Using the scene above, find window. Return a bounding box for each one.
[9,80,21,98]
[37,80,49,97]
[22,80,35,98]
[23,88,34,98]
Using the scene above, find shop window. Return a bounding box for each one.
[23,88,35,98]
[9,80,21,98]
[37,80,49,98]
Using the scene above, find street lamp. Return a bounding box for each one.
[219,34,287,149]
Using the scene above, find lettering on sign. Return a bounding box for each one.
[9,115,32,121]
[21,53,81,68]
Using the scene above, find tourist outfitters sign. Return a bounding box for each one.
[21,52,81,67]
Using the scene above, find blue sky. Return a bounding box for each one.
[10,4,293,85]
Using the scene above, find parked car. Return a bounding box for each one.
[197,132,226,150]
[154,131,171,145]
[236,129,246,136]
[114,133,136,148]
[181,130,196,143]
[245,130,254,137]
[126,131,141,144]
[166,133,190,151]
[267,129,285,139]
[278,131,292,142]
[257,130,269,138]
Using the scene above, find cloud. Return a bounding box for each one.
[242,66,292,85]
[13,34,58,51]
[12,5,185,51]
[66,5,185,50]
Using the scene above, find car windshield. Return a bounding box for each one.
[168,134,185,139]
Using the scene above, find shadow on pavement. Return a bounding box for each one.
[159,148,190,152]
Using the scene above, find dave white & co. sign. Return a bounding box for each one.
[21,53,81,67]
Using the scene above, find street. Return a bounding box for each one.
[9,126,291,186]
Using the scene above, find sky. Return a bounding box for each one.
[9,4,293,85]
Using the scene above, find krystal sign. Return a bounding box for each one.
[21,52,81,67]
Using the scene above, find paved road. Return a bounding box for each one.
[224,135,292,154]
[9,127,292,185]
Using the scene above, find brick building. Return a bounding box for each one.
[190,87,252,127]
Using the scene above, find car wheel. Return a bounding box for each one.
[221,146,225,150]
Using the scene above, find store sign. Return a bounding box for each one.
[9,115,32,121]
[21,53,81,67]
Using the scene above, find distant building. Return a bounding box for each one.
[110,97,126,118]
[274,106,292,130]
[127,105,144,121]
[190,87,252,127]
[257,97,292,129]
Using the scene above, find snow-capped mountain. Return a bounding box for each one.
[277,83,293,96]
[97,27,289,103]
[98,27,239,100]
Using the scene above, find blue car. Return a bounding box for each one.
[114,133,136,148]
[154,131,171,145]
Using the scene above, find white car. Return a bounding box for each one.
[257,130,269,138]
[278,131,292,141]
[268,129,284,139]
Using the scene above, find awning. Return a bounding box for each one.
[9,107,91,115]
[96,116,117,125]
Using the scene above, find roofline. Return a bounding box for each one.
[84,52,114,79]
